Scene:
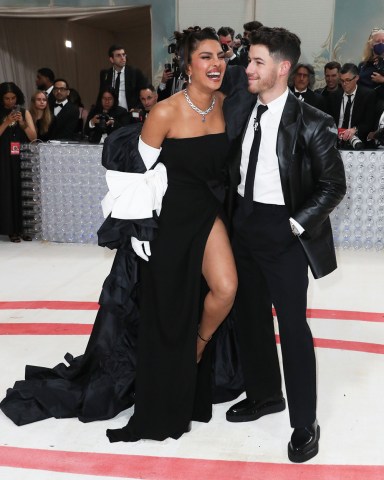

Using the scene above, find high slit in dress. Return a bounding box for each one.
[1,132,244,442]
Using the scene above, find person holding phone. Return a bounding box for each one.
[0,82,36,243]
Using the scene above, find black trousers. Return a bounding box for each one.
[232,197,317,428]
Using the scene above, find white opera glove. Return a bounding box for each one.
[138,136,161,170]
[131,236,151,261]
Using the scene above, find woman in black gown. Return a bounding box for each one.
[0,82,37,242]
[1,29,242,441]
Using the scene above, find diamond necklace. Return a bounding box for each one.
[183,89,216,122]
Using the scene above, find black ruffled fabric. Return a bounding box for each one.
[1,124,244,428]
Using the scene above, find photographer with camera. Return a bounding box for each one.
[157,38,186,102]
[217,27,240,66]
[236,21,263,67]
[327,63,376,150]
[84,87,130,144]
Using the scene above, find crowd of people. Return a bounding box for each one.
[3,19,382,465]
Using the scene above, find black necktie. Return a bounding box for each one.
[243,104,268,215]
[114,71,121,97]
[294,91,305,101]
[342,95,352,129]
[54,103,63,108]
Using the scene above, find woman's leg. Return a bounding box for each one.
[198,218,238,362]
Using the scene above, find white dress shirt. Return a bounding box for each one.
[239,88,288,205]
[338,87,357,129]
[114,67,128,111]
[54,98,68,117]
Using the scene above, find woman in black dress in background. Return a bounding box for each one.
[1,29,242,442]
[0,82,36,242]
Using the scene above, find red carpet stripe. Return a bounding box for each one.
[0,446,383,480]
[1,301,383,322]
[0,323,93,335]
[0,323,382,354]
[275,335,384,355]
[0,301,99,310]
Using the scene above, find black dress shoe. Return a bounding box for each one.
[288,420,320,463]
[226,396,286,423]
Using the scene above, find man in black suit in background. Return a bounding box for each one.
[99,44,148,112]
[48,79,79,140]
[35,67,56,109]
[224,27,346,463]
[289,63,327,112]
[327,63,376,148]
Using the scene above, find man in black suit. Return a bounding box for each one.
[35,67,56,109]
[99,44,148,111]
[327,63,376,148]
[48,79,79,140]
[315,61,342,97]
[289,63,327,112]
[224,27,346,463]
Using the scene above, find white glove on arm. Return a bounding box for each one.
[131,236,151,261]
[130,137,162,261]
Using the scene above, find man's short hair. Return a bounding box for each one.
[217,26,235,40]
[140,84,156,94]
[249,26,301,70]
[243,21,263,33]
[324,61,341,72]
[108,44,125,57]
[340,63,359,76]
[37,68,55,82]
[53,78,69,89]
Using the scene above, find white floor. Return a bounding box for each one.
[0,238,383,480]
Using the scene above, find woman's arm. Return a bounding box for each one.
[140,100,173,148]
[19,110,37,141]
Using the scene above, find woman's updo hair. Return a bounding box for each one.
[173,26,219,78]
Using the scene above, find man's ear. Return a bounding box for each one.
[280,60,291,77]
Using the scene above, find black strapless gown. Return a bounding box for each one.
[0,133,243,441]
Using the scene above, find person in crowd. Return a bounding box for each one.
[68,88,89,138]
[315,61,342,99]
[0,82,37,243]
[327,63,376,149]
[225,27,346,463]
[358,28,384,104]
[137,84,158,119]
[367,113,384,146]
[289,63,327,111]
[1,27,243,444]
[48,78,79,141]
[157,65,175,101]
[35,67,55,109]
[29,90,53,141]
[84,86,130,143]
[236,20,264,67]
[217,26,241,66]
[99,44,148,111]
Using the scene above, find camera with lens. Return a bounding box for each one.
[221,43,229,52]
[349,134,364,150]
[97,113,110,131]
[168,43,177,55]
